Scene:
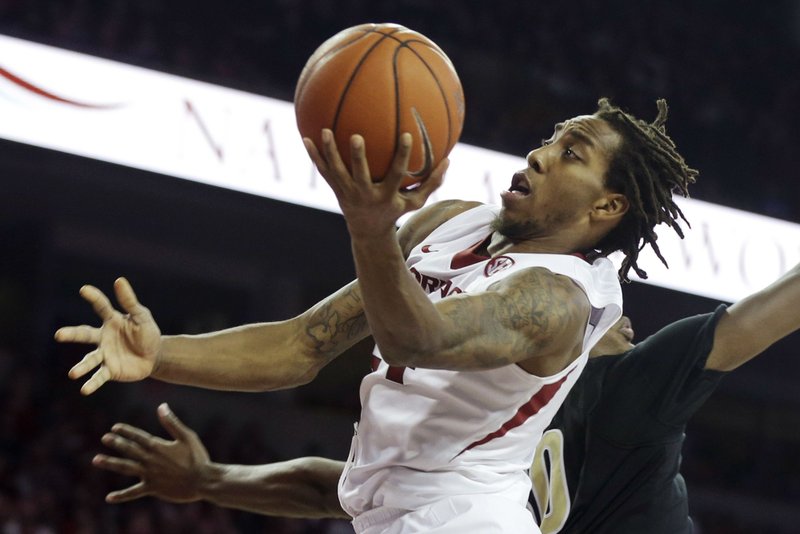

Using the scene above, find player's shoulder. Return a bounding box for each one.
[497,266,593,311]
[398,199,484,256]
[488,254,620,307]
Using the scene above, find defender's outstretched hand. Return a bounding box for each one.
[93,403,209,504]
[55,277,161,395]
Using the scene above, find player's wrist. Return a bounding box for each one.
[195,461,225,503]
[150,335,171,380]
[347,224,397,242]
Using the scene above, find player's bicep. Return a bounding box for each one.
[431,268,590,370]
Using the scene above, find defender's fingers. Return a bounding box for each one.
[68,349,103,380]
[112,423,169,449]
[157,403,194,442]
[80,364,111,396]
[55,325,101,345]
[93,454,143,477]
[106,481,149,504]
[101,432,150,460]
[79,285,117,322]
[113,278,151,324]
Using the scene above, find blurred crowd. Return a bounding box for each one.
[1,0,799,221]
[0,345,353,534]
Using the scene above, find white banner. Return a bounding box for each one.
[1,33,798,302]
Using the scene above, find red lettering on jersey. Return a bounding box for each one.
[421,274,441,293]
[409,267,464,297]
[439,279,452,298]
[421,245,437,253]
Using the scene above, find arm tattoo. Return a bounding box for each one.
[440,268,582,366]
[305,284,369,358]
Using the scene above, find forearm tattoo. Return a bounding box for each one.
[305,283,369,358]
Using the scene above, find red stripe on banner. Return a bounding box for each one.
[462,368,575,453]
[0,65,121,109]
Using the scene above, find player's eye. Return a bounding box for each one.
[541,138,553,147]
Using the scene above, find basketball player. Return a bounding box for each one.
[92,259,800,533]
[57,99,696,533]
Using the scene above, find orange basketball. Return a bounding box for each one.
[294,23,465,188]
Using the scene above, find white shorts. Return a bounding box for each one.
[351,494,539,534]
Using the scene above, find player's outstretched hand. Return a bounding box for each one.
[93,403,210,504]
[54,277,161,395]
[304,129,448,238]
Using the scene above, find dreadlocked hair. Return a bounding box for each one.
[592,97,698,282]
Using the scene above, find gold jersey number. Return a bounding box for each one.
[530,429,571,534]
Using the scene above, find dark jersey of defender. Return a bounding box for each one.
[530,305,728,534]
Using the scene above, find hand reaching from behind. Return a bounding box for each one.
[55,277,161,395]
[93,403,210,504]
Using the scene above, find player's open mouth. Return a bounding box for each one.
[508,172,531,196]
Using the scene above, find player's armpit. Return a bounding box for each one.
[396,267,590,374]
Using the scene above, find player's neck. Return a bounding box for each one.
[486,231,585,257]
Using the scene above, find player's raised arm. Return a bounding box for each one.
[707,262,800,371]
[408,267,591,373]
[93,404,348,519]
[306,129,597,373]
[55,276,371,394]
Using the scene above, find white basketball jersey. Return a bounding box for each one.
[338,204,622,517]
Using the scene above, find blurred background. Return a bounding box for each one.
[1,0,800,532]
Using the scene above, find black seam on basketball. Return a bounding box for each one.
[331,30,398,134]
[392,43,402,180]
[295,31,373,101]
[382,35,455,69]
[394,40,457,166]
[403,40,456,150]
[410,107,433,178]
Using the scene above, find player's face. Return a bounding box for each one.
[495,116,622,243]
[590,315,636,358]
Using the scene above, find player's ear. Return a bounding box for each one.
[592,193,629,222]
